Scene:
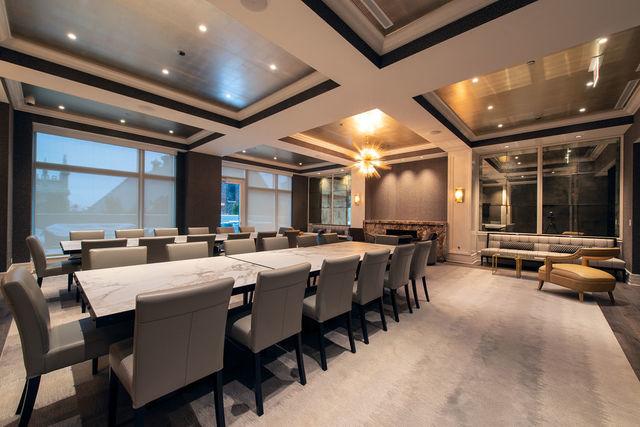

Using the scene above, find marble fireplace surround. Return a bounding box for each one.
[363,220,447,262]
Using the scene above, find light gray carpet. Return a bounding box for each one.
[1,264,639,426]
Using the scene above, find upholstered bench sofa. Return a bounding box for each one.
[480,233,625,279]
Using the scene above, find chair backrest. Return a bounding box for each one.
[26,235,47,278]
[365,233,375,243]
[249,263,311,352]
[89,246,147,269]
[187,227,209,235]
[69,230,104,240]
[1,267,51,377]
[216,226,235,234]
[227,232,251,240]
[579,247,620,265]
[223,239,256,255]
[81,238,128,270]
[115,229,144,238]
[278,226,293,235]
[186,234,216,256]
[375,235,399,245]
[355,249,390,304]
[409,241,432,280]
[239,226,255,232]
[348,227,365,242]
[138,237,176,263]
[314,255,360,322]
[256,231,277,251]
[166,242,209,261]
[132,278,234,408]
[154,227,178,237]
[296,234,318,247]
[387,244,415,289]
[285,230,300,248]
[319,233,340,245]
[262,237,289,251]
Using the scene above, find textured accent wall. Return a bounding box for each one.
[623,109,639,274]
[11,111,33,263]
[291,174,308,231]
[365,156,448,221]
[179,152,222,233]
[0,103,12,270]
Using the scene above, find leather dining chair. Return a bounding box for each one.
[319,233,340,245]
[153,227,178,237]
[89,247,147,270]
[303,255,360,370]
[216,226,235,234]
[108,278,234,427]
[365,233,375,243]
[228,263,311,416]
[240,226,256,232]
[138,236,176,263]
[1,268,133,427]
[115,229,144,238]
[26,235,79,291]
[284,230,300,248]
[69,230,105,240]
[409,241,432,308]
[384,244,416,322]
[186,234,217,256]
[278,226,293,234]
[348,227,365,242]
[166,241,209,261]
[262,237,289,251]
[375,235,400,245]
[352,249,390,344]
[79,238,128,311]
[223,239,256,255]
[256,231,277,251]
[227,232,251,240]
[187,226,209,235]
[296,234,318,247]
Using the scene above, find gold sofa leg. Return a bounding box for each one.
[578,292,584,302]
[608,291,615,305]
[538,280,544,290]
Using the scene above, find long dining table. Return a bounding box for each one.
[74,241,395,327]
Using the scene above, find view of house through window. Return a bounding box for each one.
[309,174,352,226]
[33,132,176,255]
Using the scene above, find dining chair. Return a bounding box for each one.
[256,231,277,251]
[409,241,432,308]
[228,263,311,416]
[26,235,79,291]
[240,226,256,232]
[115,229,144,238]
[227,232,251,240]
[216,226,235,234]
[375,235,400,245]
[352,249,390,344]
[296,234,318,247]
[138,236,176,263]
[223,239,256,255]
[81,239,128,271]
[284,230,300,248]
[384,244,415,322]
[187,226,209,235]
[278,226,293,234]
[89,246,147,270]
[365,233,375,243]
[262,237,289,251]
[153,227,178,237]
[319,233,340,245]
[166,242,209,261]
[302,256,360,370]
[186,234,217,256]
[1,267,133,427]
[69,230,105,240]
[108,278,234,427]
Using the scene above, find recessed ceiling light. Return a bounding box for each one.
[498,124,503,128]
[586,81,594,87]
[241,150,246,153]
[198,24,207,33]
[273,156,278,160]
[67,32,77,40]
[521,175,525,178]
[269,64,277,71]
[161,68,169,75]
[420,156,424,159]
[567,149,572,153]
[487,105,494,110]
[552,171,555,174]
[471,77,479,84]
[169,130,174,134]
[515,156,519,159]
[579,107,586,113]
[58,105,65,110]
[225,93,232,99]
[299,162,303,166]
[505,145,509,148]
[598,37,608,45]
[517,162,522,165]
[317,172,321,175]
[120,119,126,124]
[575,135,582,139]
[340,169,345,172]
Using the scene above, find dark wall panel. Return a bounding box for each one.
[12,111,33,263]
[633,143,640,274]
[292,174,309,231]
[180,152,221,233]
[623,108,640,274]
[0,103,12,270]
[365,157,448,221]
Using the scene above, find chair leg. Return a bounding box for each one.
[108,369,119,427]
[68,273,73,292]
[377,297,388,331]
[390,290,399,322]
[318,322,328,371]
[253,351,264,416]
[404,284,413,314]
[76,287,80,303]
[411,279,420,309]
[81,298,86,313]
[293,332,306,385]
[16,380,27,415]
[92,357,99,375]
[608,291,615,305]
[134,406,145,427]
[422,276,430,302]
[345,312,356,353]
[18,376,40,427]
[213,371,226,427]
[243,291,248,305]
[37,277,43,288]
[358,304,369,344]
[578,291,584,302]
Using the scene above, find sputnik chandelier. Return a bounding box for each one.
[350,109,389,178]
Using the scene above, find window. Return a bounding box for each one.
[33,132,176,255]
[309,174,352,226]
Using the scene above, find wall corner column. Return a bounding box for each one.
[447,148,477,264]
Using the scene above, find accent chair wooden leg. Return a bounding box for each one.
[19,376,40,427]
[404,284,413,314]
[253,351,264,416]
[345,312,356,353]
[578,291,584,302]
[16,380,27,415]
[358,304,369,344]
[422,276,430,302]
[411,279,420,309]
[108,368,119,427]
[538,280,544,290]
[318,322,327,371]
[378,297,388,331]
[608,291,615,305]
[293,332,306,385]
[390,290,399,322]
[213,371,226,427]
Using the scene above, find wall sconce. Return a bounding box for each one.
[454,187,465,203]
[354,193,361,206]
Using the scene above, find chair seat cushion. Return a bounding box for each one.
[539,264,615,282]
[43,259,81,278]
[109,338,135,398]
[229,314,252,350]
[302,295,318,320]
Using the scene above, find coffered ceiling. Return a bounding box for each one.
[234,144,328,168]
[350,0,451,35]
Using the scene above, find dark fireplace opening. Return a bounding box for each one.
[386,229,417,238]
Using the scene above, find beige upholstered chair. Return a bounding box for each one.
[186,234,216,256]
[216,226,235,234]
[296,234,318,247]
[538,248,619,303]
[228,263,311,416]
[240,226,256,232]
[303,255,360,370]
[153,227,178,237]
[89,247,147,270]
[319,233,340,245]
[81,239,128,271]
[166,242,208,261]
[1,268,132,427]
[284,230,301,248]
[26,235,79,291]
[69,230,105,240]
[375,235,399,245]
[224,239,256,255]
[187,226,209,235]
[352,249,390,344]
[384,244,415,322]
[115,228,144,238]
[409,241,432,308]
[227,232,251,240]
[138,236,175,263]
[365,233,375,243]
[262,237,289,251]
[108,278,234,426]
[256,231,277,251]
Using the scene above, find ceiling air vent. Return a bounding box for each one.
[358,0,393,29]
[614,79,639,109]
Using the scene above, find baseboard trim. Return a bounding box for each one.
[625,269,640,286]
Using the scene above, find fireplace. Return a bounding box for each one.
[364,220,447,261]
[386,229,417,238]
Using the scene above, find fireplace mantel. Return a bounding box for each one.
[363,220,448,261]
